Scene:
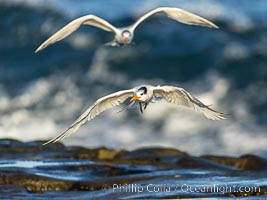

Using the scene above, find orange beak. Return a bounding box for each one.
[130,96,140,102]
[124,37,129,43]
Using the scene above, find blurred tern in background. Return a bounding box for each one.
[43,84,226,145]
[35,7,218,52]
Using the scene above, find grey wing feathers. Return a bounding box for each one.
[153,86,226,120]
[43,89,134,145]
[35,15,118,53]
[131,7,218,31]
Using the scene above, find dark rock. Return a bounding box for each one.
[0,173,72,193]
[69,146,119,160]
[0,139,266,199]
[108,147,188,167]
[177,156,237,170]
[202,154,267,170]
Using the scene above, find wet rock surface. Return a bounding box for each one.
[0,139,266,199]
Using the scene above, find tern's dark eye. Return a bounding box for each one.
[140,93,143,96]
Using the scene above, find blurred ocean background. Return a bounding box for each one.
[0,0,266,156]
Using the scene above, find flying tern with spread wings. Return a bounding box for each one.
[35,7,218,52]
[43,84,226,145]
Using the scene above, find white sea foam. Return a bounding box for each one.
[224,42,250,60]
[2,40,266,156]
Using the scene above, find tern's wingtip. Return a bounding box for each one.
[215,113,228,120]
[213,24,219,29]
[42,141,50,146]
[35,47,41,53]
[222,113,229,119]
[42,139,56,146]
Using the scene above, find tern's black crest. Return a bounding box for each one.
[138,87,147,94]
[121,30,131,37]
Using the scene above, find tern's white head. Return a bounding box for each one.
[130,86,151,102]
[121,30,132,44]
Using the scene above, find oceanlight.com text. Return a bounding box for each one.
[104,183,261,194]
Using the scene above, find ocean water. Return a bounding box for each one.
[0,0,266,156]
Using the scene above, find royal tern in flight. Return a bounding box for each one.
[35,7,218,52]
[43,85,226,145]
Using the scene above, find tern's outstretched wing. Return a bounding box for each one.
[153,86,226,120]
[35,15,119,53]
[130,7,218,32]
[43,89,134,145]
